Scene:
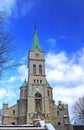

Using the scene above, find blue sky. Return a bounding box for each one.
[0,0,84,121]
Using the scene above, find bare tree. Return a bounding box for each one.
[72,96,84,125]
[0,12,17,76]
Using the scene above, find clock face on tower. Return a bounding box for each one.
[58,105,63,110]
[35,53,39,58]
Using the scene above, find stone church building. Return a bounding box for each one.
[2,27,70,130]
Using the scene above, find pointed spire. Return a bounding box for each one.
[31,25,41,51]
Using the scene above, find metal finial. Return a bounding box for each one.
[34,22,37,33]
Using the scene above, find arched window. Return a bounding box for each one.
[24,89,27,98]
[21,89,23,97]
[13,110,15,116]
[51,90,52,97]
[33,64,36,74]
[34,79,36,83]
[57,111,59,116]
[47,90,49,97]
[39,65,42,74]
[40,80,42,84]
[35,93,42,113]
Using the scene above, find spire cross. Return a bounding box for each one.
[34,22,37,33]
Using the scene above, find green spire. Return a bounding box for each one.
[21,79,28,87]
[31,26,41,51]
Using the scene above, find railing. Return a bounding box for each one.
[0,120,56,130]
[0,125,46,130]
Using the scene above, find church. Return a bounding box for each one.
[2,27,70,130]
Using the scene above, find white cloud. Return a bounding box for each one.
[53,85,84,105]
[20,1,34,16]
[8,76,17,83]
[17,65,28,81]
[5,64,28,85]
[46,52,68,69]
[0,86,16,100]
[20,55,27,64]
[0,0,35,18]
[0,0,17,16]
[0,56,28,107]
[47,38,56,46]
[6,86,16,99]
[45,48,84,108]
[13,1,35,18]
[0,89,6,99]
[7,55,28,83]
[46,51,84,84]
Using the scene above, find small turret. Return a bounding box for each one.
[46,81,53,99]
[3,103,8,110]
[20,79,28,99]
[21,79,28,87]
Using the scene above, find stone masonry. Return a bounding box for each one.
[2,27,70,130]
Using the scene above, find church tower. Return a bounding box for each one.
[27,27,50,123]
[2,26,70,130]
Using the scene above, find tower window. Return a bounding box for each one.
[57,111,59,116]
[40,80,42,84]
[21,89,23,97]
[13,110,15,116]
[39,65,42,74]
[47,90,49,97]
[24,89,27,97]
[33,64,36,74]
[34,79,36,83]
[51,90,52,96]
[35,93,42,113]
[37,80,39,84]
